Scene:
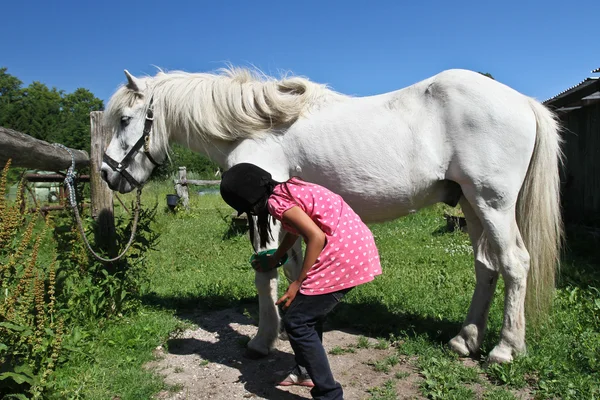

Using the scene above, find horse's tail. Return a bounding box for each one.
[518,98,564,321]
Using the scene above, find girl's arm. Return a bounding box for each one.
[276,206,326,308]
[271,232,300,266]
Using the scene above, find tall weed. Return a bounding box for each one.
[0,160,159,398]
[0,160,64,398]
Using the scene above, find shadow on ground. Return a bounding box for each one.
[143,291,464,399]
[142,291,464,348]
[162,309,305,400]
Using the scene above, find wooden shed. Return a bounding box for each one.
[544,68,600,227]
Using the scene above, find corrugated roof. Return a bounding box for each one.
[543,77,599,104]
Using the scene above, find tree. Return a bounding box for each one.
[57,88,104,152]
[152,144,220,180]
[0,68,23,128]
[0,67,104,152]
[8,81,63,142]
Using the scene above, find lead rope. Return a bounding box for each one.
[53,143,141,263]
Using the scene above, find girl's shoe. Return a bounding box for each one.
[277,365,315,387]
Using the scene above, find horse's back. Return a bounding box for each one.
[279,69,540,220]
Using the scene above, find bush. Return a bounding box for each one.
[0,160,64,398]
[52,203,159,324]
[0,160,160,398]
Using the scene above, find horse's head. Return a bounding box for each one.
[100,70,166,193]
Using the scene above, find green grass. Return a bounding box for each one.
[395,371,410,379]
[50,310,186,399]
[50,179,600,399]
[374,338,390,350]
[367,379,397,400]
[357,335,372,349]
[328,345,355,355]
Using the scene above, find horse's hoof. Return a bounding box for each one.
[448,335,471,357]
[244,347,269,360]
[487,345,513,364]
[278,330,289,341]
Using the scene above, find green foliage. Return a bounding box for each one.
[0,161,160,398]
[356,335,372,349]
[0,162,64,399]
[51,202,159,324]
[49,311,185,399]
[57,88,104,152]
[419,355,480,399]
[3,177,597,398]
[151,143,220,181]
[367,379,397,399]
[394,371,410,379]
[0,67,103,153]
[328,345,355,355]
[0,68,23,129]
[479,72,495,79]
[374,338,390,350]
[370,355,399,373]
[483,388,519,400]
[486,360,528,388]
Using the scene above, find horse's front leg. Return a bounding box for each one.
[245,229,303,358]
[246,267,280,358]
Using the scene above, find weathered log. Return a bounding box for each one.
[24,174,90,183]
[0,126,90,170]
[175,179,221,186]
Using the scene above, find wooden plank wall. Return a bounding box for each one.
[559,102,600,226]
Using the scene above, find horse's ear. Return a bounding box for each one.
[124,69,145,92]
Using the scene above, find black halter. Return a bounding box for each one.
[103,98,162,188]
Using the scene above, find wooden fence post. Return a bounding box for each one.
[175,166,189,209]
[89,111,116,257]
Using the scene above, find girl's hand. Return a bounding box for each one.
[252,254,278,272]
[276,281,301,309]
[267,254,278,270]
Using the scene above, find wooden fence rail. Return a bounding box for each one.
[0,126,90,170]
[1,113,117,257]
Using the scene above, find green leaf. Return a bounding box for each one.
[14,363,35,377]
[0,372,34,385]
[0,322,27,331]
[4,394,30,400]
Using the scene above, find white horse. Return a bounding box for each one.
[100,66,563,364]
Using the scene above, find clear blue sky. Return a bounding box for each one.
[1,0,598,105]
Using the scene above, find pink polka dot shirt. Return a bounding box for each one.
[267,177,382,295]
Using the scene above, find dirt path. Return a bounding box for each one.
[146,308,424,400]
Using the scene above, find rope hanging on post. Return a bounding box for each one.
[52,143,141,263]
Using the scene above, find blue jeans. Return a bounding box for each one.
[282,287,352,400]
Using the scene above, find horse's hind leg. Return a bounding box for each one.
[483,209,530,363]
[450,188,530,363]
[449,197,499,356]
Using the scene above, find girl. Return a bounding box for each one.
[220,163,382,400]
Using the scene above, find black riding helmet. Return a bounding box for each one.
[220,163,280,249]
[220,163,279,216]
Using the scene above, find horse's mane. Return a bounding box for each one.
[104,67,342,150]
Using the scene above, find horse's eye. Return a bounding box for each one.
[120,116,132,128]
